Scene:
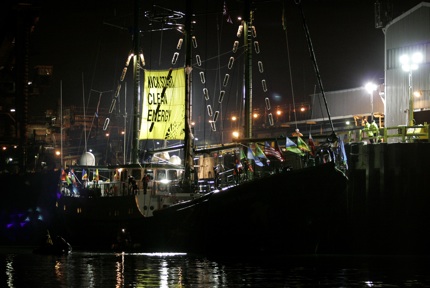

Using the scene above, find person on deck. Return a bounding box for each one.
[128,176,138,195]
[233,159,242,184]
[143,173,150,195]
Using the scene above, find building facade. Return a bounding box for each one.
[384,2,430,130]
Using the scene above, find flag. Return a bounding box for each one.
[297,136,310,152]
[285,137,303,155]
[247,146,263,167]
[246,147,255,160]
[308,133,316,156]
[240,148,246,160]
[93,169,99,181]
[60,168,67,181]
[66,173,72,185]
[264,141,284,162]
[286,137,296,148]
[338,137,348,170]
[255,143,268,160]
[82,168,88,180]
[223,0,233,23]
[70,170,76,185]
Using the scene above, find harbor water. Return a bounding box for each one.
[1,246,429,287]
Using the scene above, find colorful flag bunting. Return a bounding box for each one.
[240,148,246,160]
[66,173,72,185]
[255,143,267,160]
[285,137,304,155]
[82,168,88,180]
[60,168,67,181]
[308,133,316,156]
[338,137,348,170]
[264,141,284,162]
[297,136,311,152]
[286,137,296,148]
[247,147,263,167]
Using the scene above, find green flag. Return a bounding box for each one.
[297,136,310,152]
[255,143,267,160]
[285,137,304,155]
[240,148,246,160]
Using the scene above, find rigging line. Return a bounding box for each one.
[158,22,164,66]
[85,5,122,148]
[194,45,246,66]
[297,1,336,139]
[78,20,105,156]
[309,84,318,134]
[316,84,326,123]
[201,0,209,146]
[82,73,87,154]
[215,9,225,143]
[86,89,113,149]
[282,1,298,129]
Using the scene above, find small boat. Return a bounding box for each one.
[33,231,72,255]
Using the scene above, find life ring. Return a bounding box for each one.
[158,182,167,192]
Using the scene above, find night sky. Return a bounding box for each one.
[4,0,427,134]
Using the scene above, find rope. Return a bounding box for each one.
[282,1,298,129]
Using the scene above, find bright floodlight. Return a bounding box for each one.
[365,82,377,94]
[412,52,423,64]
[400,52,423,71]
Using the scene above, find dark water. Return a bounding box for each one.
[1,246,429,287]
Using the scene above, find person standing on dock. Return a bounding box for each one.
[364,118,379,143]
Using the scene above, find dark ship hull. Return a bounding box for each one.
[54,163,348,257]
[143,162,348,257]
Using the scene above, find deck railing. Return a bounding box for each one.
[356,123,429,143]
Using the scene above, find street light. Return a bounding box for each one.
[400,52,423,126]
[365,82,377,122]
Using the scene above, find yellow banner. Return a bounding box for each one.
[139,68,186,140]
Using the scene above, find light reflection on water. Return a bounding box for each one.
[1,246,430,287]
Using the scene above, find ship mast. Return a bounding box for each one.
[131,0,141,164]
[243,0,253,139]
[184,0,194,184]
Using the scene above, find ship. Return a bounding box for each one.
[52,0,349,257]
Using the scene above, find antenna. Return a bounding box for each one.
[374,0,393,29]
[374,0,383,28]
